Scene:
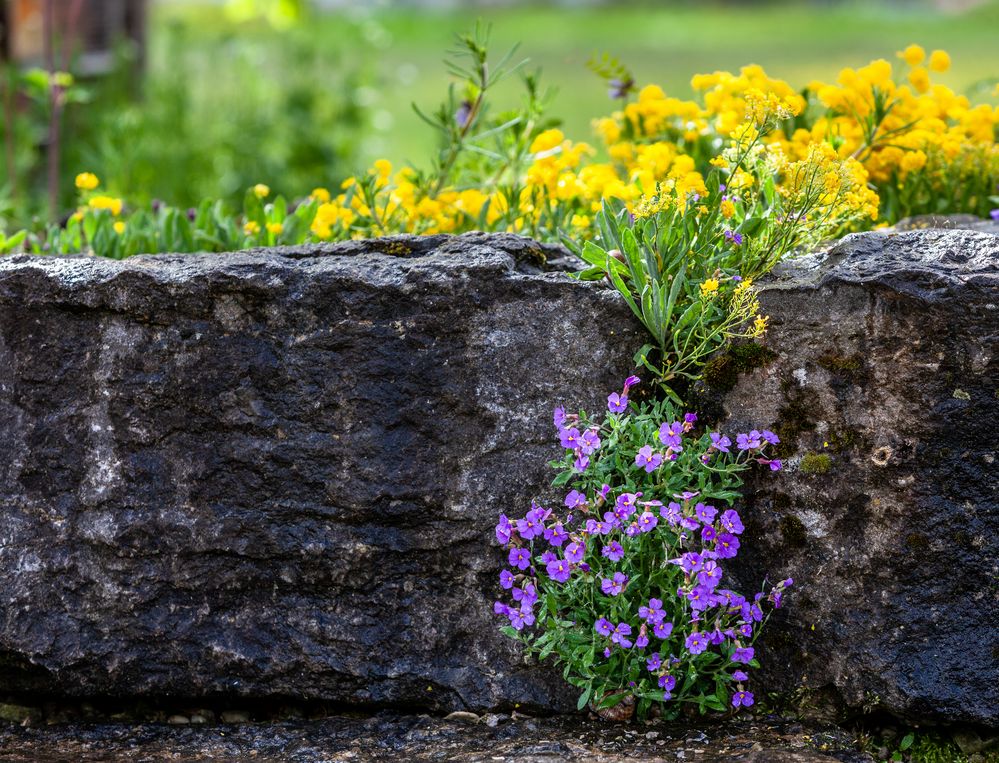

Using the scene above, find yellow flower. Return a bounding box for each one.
[529,128,564,154]
[75,172,99,191]
[720,199,735,219]
[897,44,925,67]
[113,221,125,235]
[244,221,261,235]
[88,195,123,216]
[753,315,769,336]
[267,222,284,235]
[928,50,950,73]
[700,278,720,296]
[907,67,930,94]
[253,184,270,199]
[310,187,331,203]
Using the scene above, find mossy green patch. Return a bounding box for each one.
[800,452,832,474]
[702,342,778,393]
[779,514,808,549]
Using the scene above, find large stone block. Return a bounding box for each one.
[719,228,999,726]
[0,233,641,712]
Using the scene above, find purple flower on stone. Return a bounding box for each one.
[720,509,744,535]
[767,459,783,471]
[544,523,568,547]
[546,557,572,583]
[595,618,614,637]
[639,598,665,624]
[991,208,999,221]
[508,547,531,570]
[580,429,601,455]
[607,392,628,414]
[509,607,535,631]
[516,509,545,540]
[513,583,538,608]
[611,622,633,647]
[559,427,581,450]
[647,652,662,672]
[496,514,513,544]
[684,412,698,426]
[499,569,515,589]
[601,541,624,562]
[564,540,585,564]
[601,571,629,596]
[494,601,510,617]
[694,502,718,525]
[731,646,755,664]
[635,444,664,473]
[716,533,740,559]
[653,620,673,639]
[553,407,566,429]
[637,511,658,533]
[564,490,587,509]
[574,453,590,473]
[623,375,641,392]
[736,430,763,450]
[658,421,684,449]
[732,690,754,707]
[698,560,723,589]
[733,670,749,682]
[685,631,709,654]
[709,432,732,453]
[761,430,780,445]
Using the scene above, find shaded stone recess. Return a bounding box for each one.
[0,233,641,713]
[717,228,999,727]
[0,712,871,763]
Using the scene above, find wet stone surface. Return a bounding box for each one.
[0,713,872,762]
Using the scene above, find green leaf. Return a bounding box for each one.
[576,683,593,711]
[899,733,914,751]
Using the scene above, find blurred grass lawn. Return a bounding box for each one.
[154,0,999,171]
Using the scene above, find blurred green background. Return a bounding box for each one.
[3,0,998,228]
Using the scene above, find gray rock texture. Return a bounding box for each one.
[715,227,999,727]
[0,233,641,713]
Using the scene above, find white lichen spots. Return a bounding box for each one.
[792,367,808,386]
[16,552,42,573]
[798,510,829,539]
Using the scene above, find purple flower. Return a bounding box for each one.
[991,208,999,222]
[564,540,585,564]
[637,511,658,533]
[594,618,614,637]
[579,429,601,455]
[700,525,717,543]
[660,502,683,526]
[508,547,531,570]
[553,407,566,428]
[635,445,663,473]
[495,514,513,544]
[574,453,590,473]
[499,569,515,589]
[658,674,676,692]
[739,623,753,637]
[698,560,723,589]
[623,375,640,391]
[544,523,568,547]
[611,622,633,647]
[607,392,628,414]
[494,601,510,617]
[732,690,754,707]
[736,430,763,450]
[761,430,780,445]
[672,551,702,575]
[724,229,744,245]
[603,647,612,658]
[658,421,684,449]
[767,459,783,471]
[513,583,538,608]
[546,557,572,583]
[781,577,794,588]
[647,652,662,671]
[709,432,732,453]
[639,598,665,624]
[509,607,535,631]
[733,670,749,682]
[454,100,473,128]
[614,492,640,519]
[684,412,698,427]
[516,509,545,540]
[601,571,629,596]
[559,427,581,449]
[694,502,718,525]
[635,631,649,649]
[539,550,557,565]
[685,631,709,654]
[686,585,718,612]
[731,646,755,664]
[598,484,612,501]
[720,509,744,535]
[653,620,673,638]
[564,490,587,509]
[601,541,624,562]
[715,533,740,559]
[607,77,634,100]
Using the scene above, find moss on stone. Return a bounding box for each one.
[779,514,808,549]
[906,533,930,552]
[800,452,832,474]
[381,241,413,256]
[772,387,821,459]
[702,342,778,392]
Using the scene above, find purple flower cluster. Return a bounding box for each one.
[494,379,793,713]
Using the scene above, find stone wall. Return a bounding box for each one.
[0,228,995,726]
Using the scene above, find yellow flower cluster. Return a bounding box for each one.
[286,45,995,242]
